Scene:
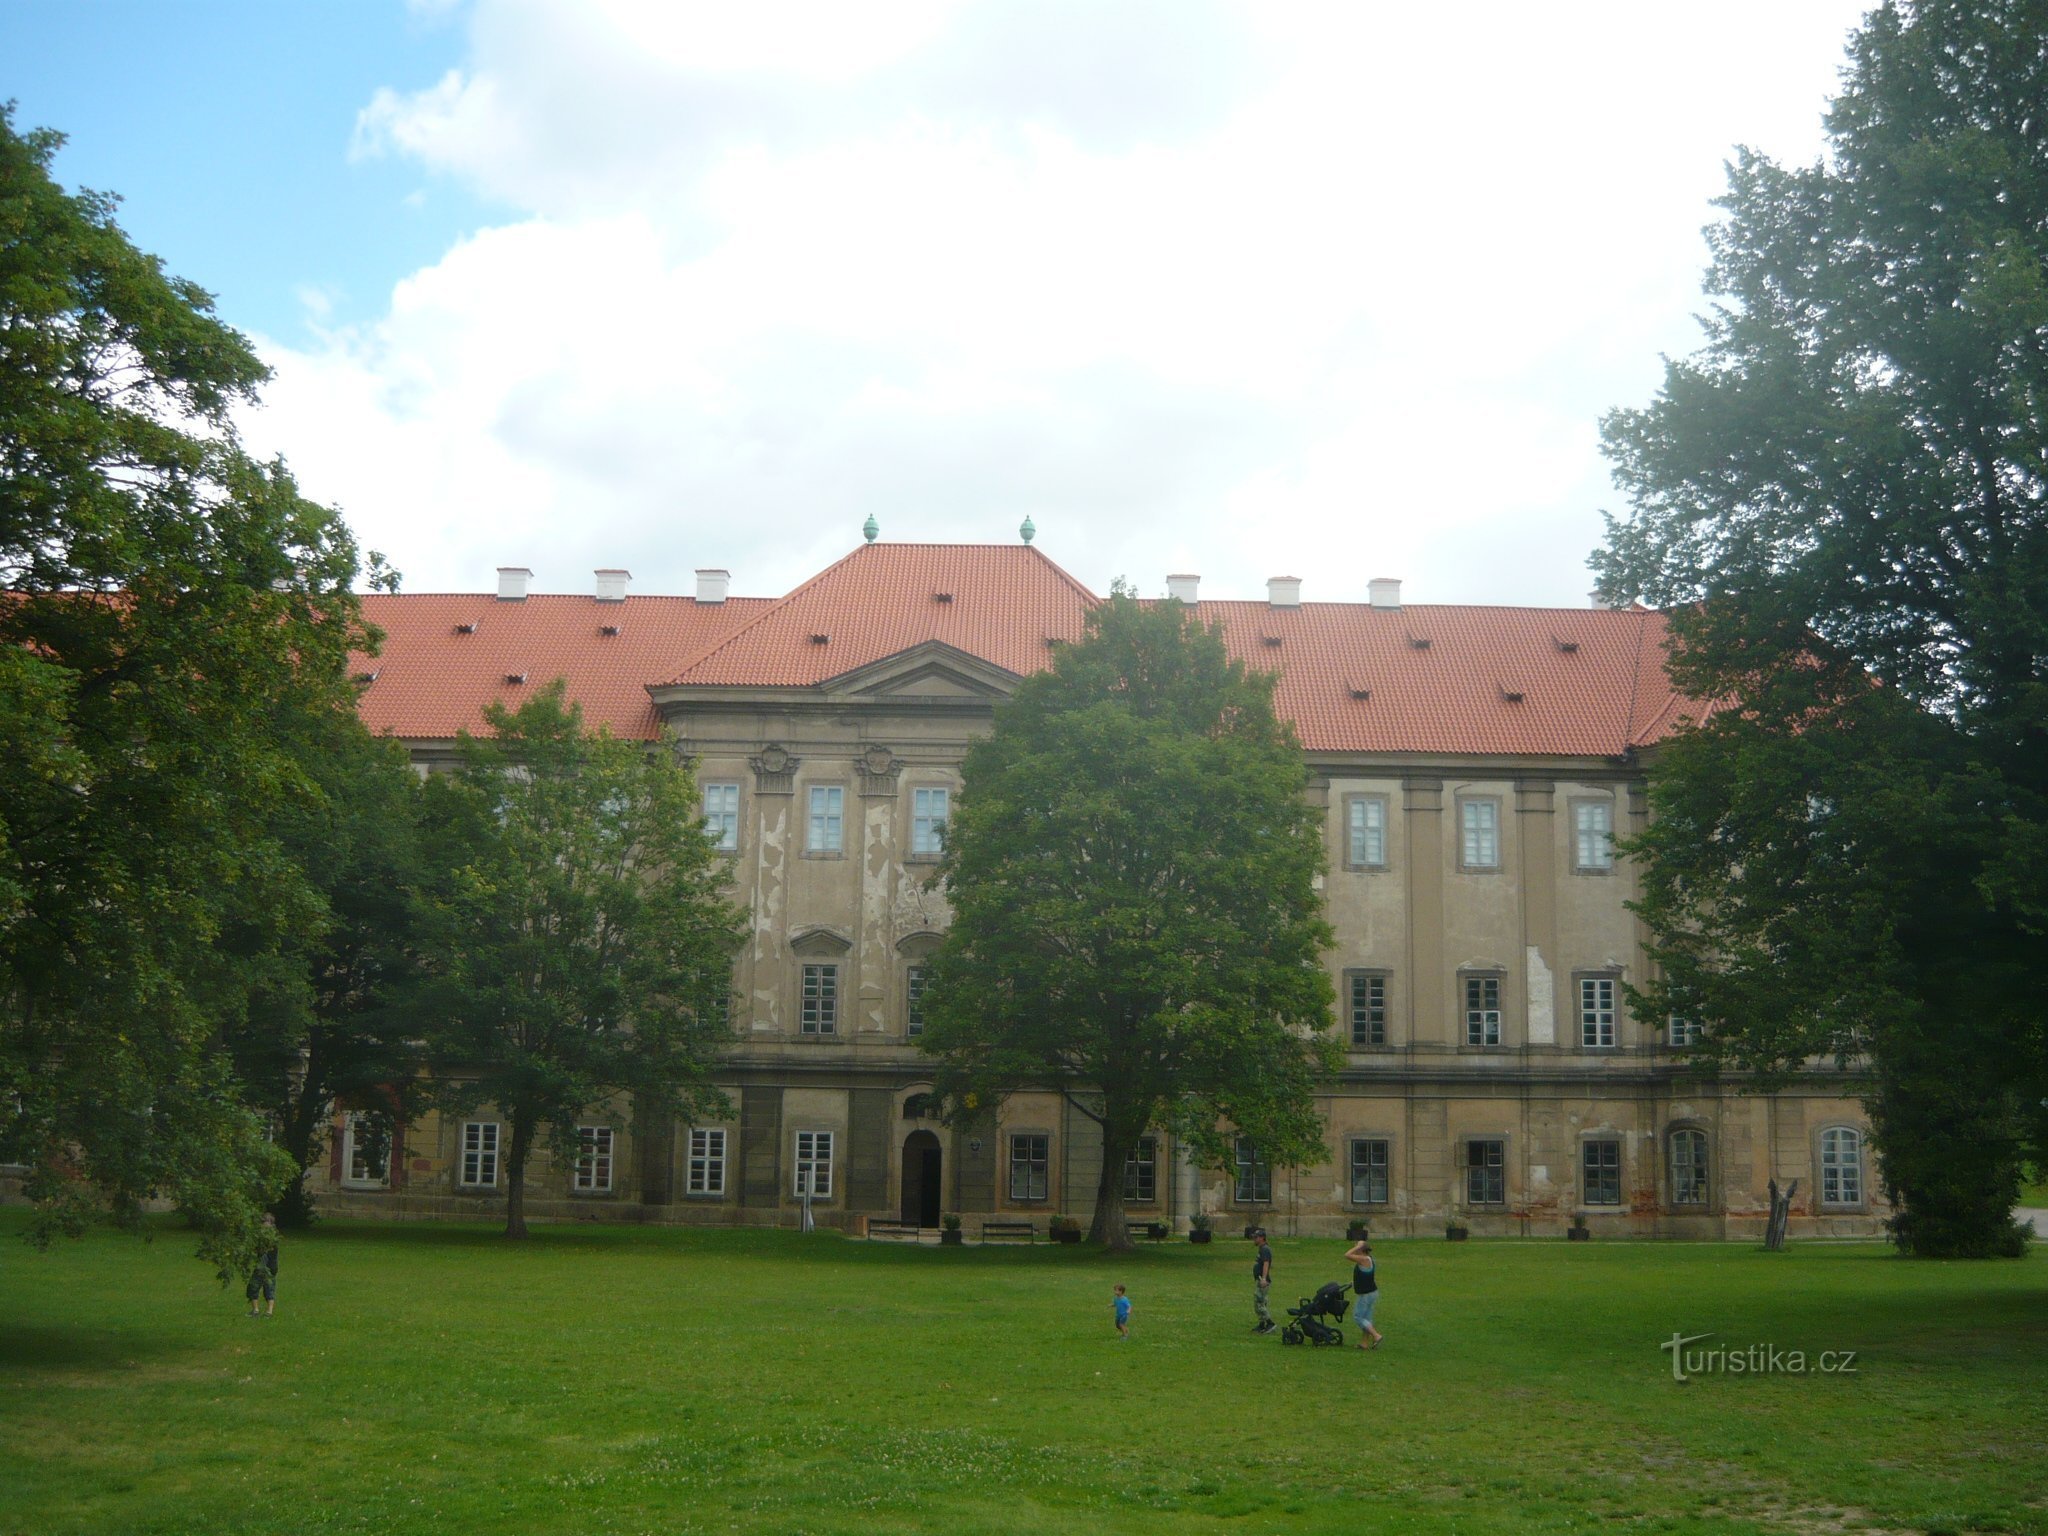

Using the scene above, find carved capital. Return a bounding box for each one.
[857,745,903,797]
[750,744,800,794]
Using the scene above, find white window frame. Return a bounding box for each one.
[1349,1137,1390,1206]
[1458,797,1501,871]
[1573,799,1615,872]
[1464,1138,1506,1206]
[1234,1137,1271,1205]
[800,962,839,1035]
[807,785,844,853]
[1820,1127,1864,1207]
[1669,1129,1709,1207]
[1122,1136,1158,1204]
[794,1130,834,1199]
[342,1112,390,1189]
[1345,794,1388,870]
[1582,1138,1622,1206]
[702,781,740,852]
[1579,975,1618,1049]
[574,1125,615,1194]
[686,1128,727,1196]
[1668,1014,1703,1047]
[911,787,949,857]
[905,964,927,1037]
[1464,972,1503,1047]
[460,1121,500,1189]
[1009,1132,1050,1202]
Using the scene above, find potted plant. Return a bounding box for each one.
[1445,1220,1470,1242]
[1567,1213,1591,1242]
[1050,1214,1083,1244]
[1188,1211,1213,1244]
[940,1213,964,1246]
[1346,1220,1371,1242]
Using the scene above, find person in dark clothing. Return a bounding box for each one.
[1344,1237,1381,1348]
[245,1214,279,1317]
[1250,1228,1275,1333]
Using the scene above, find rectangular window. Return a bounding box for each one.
[1820,1128,1863,1206]
[702,782,740,851]
[574,1126,614,1193]
[1579,976,1617,1048]
[800,963,838,1034]
[807,785,843,853]
[1583,1139,1622,1206]
[1464,1139,1505,1205]
[905,965,927,1037]
[1573,799,1614,872]
[1464,974,1502,1047]
[1234,1137,1271,1204]
[1669,1130,1708,1206]
[1669,1015,1702,1047]
[460,1121,500,1189]
[911,787,949,857]
[1459,797,1500,870]
[794,1130,833,1198]
[1009,1133,1049,1202]
[1349,971,1388,1047]
[1345,794,1388,869]
[343,1113,389,1188]
[1349,1138,1390,1205]
[1122,1136,1158,1204]
[687,1128,726,1196]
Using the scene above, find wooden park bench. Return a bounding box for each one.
[980,1219,1036,1243]
[1127,1220,1169,1241]
[864,1220,924,1242]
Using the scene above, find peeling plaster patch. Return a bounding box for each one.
[1531,1165,1551,1189]
[1526,945,1555,1044]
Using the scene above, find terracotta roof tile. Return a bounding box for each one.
[352,546,1691,759]
[353,593,771,741]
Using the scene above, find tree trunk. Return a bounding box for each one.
[273,1035,332,1229]
[1764,1178,1798,1251]
[1090,1124,1131,1250]
[504,1112,535,1240]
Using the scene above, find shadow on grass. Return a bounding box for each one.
[0,1324,183,1374]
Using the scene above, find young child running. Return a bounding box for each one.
[1343,1238,1382,1349]
[1112,1283,1132,1339]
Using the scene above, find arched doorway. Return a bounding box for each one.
[901,1130,942,1227]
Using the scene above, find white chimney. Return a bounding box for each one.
[1166,573,1200,605]
[696,568,731,604]
[1589,590,1611,610]
[1267,576,1302,608]
[1368,577,1402,611]
[496,566,532,602]
[595,568,630,602]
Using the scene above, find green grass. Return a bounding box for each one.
[2,1214,2044,1536]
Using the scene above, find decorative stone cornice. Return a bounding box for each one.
[857,745,903,797]
[749,744,800,794]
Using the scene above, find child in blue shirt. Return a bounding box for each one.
[1112,1284,1132,1339]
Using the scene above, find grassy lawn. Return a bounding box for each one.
[2,1213,2044,1536]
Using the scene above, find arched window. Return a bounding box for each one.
[1668,1129,1708,1206]
[1819,1127,1864,1206]
[902,1093,934,1121]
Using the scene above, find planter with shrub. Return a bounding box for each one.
[1050,1215,1083,1244]
[940,1214,964,1246]
[1189,1212,1213,1244]
[1445,1221,1470,1242]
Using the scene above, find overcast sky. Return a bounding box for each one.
[10,0,1875,606]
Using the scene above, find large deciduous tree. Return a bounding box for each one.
[0,109,384,1277]
[1596,1,2047,1257]
[919,588,1337,1250]
[413,684,745,1239]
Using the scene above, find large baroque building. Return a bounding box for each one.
[317,538,1884,1238]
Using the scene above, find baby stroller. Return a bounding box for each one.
[1280,1281,1350,1346]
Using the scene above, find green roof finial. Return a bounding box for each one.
[862,514,879,544]
[1020,515,1036,545]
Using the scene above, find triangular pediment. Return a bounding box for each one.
[822,642,1022,701]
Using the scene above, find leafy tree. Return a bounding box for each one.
[413,683,745,1239]
[1595,1,2046,1257]
[220,712,426,1228]
[0,109,385,1277]
[919,588,1337,1250]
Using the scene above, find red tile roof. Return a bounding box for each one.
[353,592,771,740]
[353,545,1690,758]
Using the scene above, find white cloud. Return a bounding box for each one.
[248,0,1871,606]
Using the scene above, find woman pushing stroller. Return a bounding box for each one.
[1344,1238,1383,1350]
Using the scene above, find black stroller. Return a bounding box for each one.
[1280,1281,1350,1346]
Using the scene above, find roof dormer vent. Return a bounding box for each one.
[1407,633,1432,650]
[506,672,528,685]
[933,592,954,603]
[1553,636,1580,653]
[599,624,621,637]
[353,670,379,685]
[455,621,478,635]
[1348,683,1372,701]
[1500,684,1525,703]
[809,633,829,645]
[496,566,532,602]
[1262,633,1283,647]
